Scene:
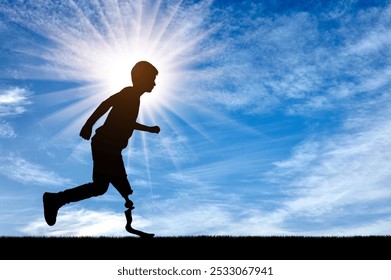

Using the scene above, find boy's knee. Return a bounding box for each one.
[94,182,109,196]
[124,200,134,209]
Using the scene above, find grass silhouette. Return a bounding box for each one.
[1,235,389,260]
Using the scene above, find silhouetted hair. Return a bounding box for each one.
[131,61,158,85]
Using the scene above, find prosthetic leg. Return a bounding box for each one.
[124,201,154,238]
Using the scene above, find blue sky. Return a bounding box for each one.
[0,0,390,237]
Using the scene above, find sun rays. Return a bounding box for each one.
[1,0,221,189]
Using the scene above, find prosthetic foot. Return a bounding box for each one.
[124,208,155,238]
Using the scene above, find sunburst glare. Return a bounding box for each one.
[3,0,220,176]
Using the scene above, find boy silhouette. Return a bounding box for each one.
[43,61,159,238]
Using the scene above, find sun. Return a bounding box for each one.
[88,45,178,112]
[39,0,216,121]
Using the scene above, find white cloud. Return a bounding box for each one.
[0,120,16,138]
[20,203,279,237]
[18,202,391,237]
[323,218,391,236]
[266,106,391,234]
[186,3,391,117]
[345,4,391,55]
[147,204,236,236]
[0,87,31,116]
[21,207,152,237]
[0,154,72,186]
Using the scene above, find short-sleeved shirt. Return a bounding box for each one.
[93,86,140,150]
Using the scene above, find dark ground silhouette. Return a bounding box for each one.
[1,235,389,260]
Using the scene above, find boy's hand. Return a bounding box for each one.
[150,126,160,134]
[80,124,92,140]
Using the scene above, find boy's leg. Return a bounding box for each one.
[102,145,134,208]
[110,175,134,209]
[111,176,154,238]
[43,177,110,226]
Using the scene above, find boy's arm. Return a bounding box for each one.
[79,98,113,140]
[133,122,160,134]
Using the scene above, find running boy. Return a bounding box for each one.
[43,61,160,237]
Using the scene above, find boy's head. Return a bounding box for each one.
[131,61,158,92]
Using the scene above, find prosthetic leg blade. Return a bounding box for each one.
[124,208,155,238]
